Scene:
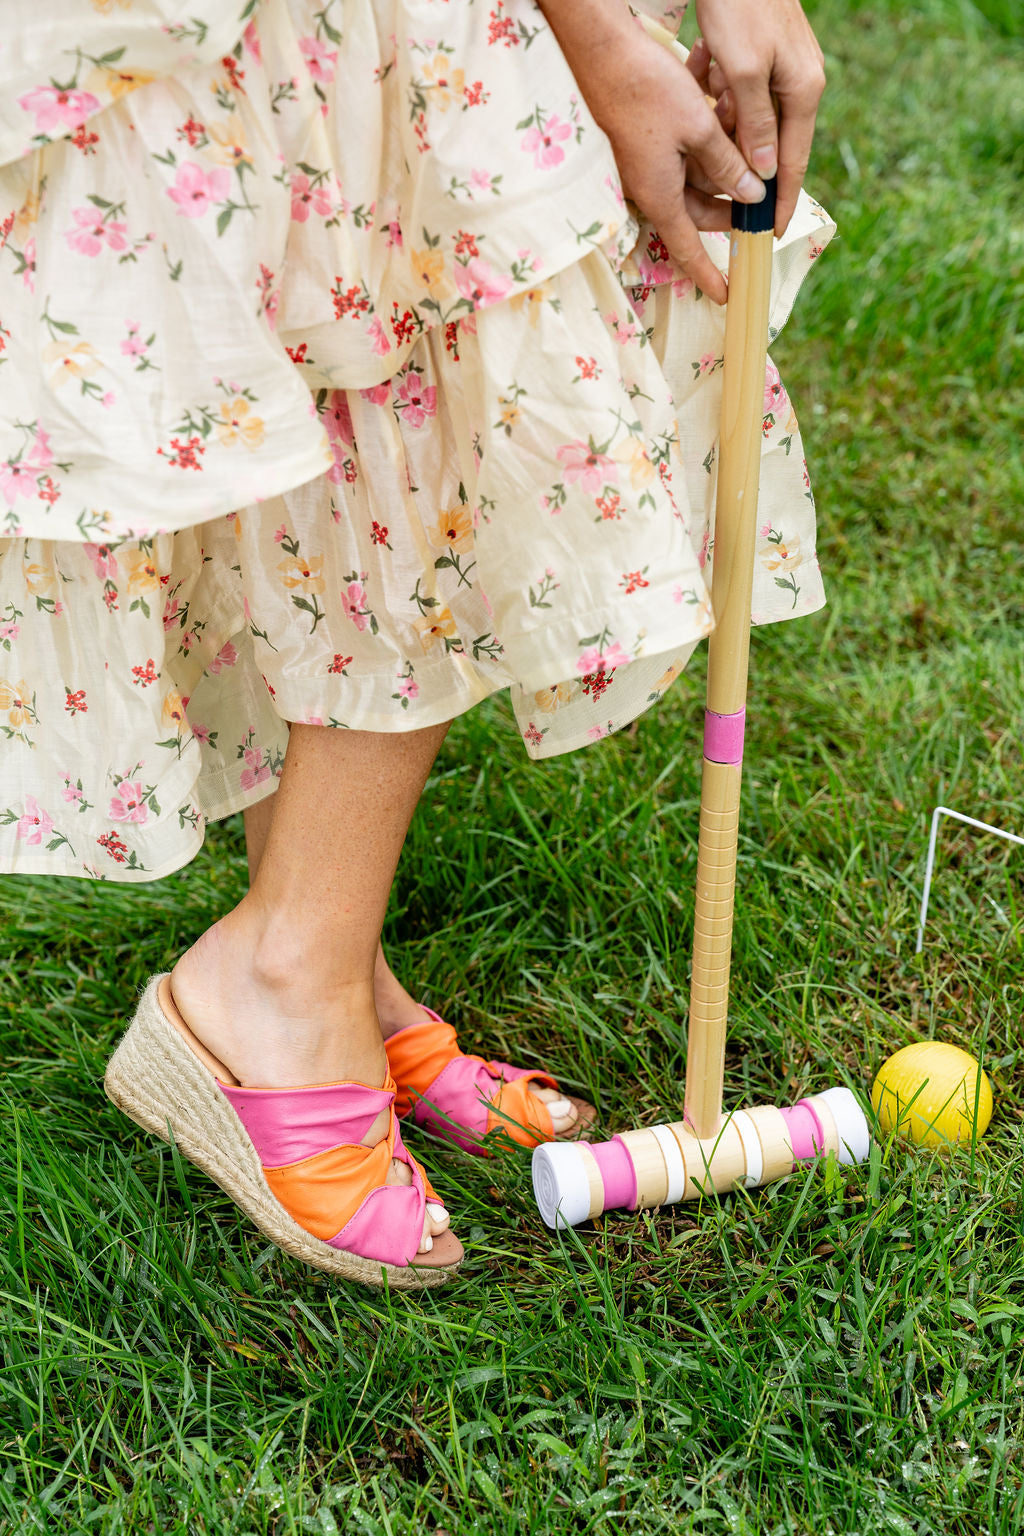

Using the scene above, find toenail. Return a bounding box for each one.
[547,1098,572,1116]
[421,1234,433,1252]
[426,1202,449,1224]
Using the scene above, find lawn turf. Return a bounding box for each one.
[1,1,1022,1530]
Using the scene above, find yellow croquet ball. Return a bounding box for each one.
[871,1042,993,1148]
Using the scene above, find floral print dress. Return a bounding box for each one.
[0,0,834,879]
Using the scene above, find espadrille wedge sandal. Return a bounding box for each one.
[385,1007,595,1154]
[104,975,462,1289]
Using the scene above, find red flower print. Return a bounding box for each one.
[391,308,417,344]
[64,688,87,714]
[177,116,205,146]
[488,3,518,45]
[575,356,601,380]
[581,670,614,700]
[70,124,100,154]
[331,281,370,319]
[620,571,649,595]
[286,342,308,364]
[328,654,353,674]
[157,435,205,470]
[97,831,128,862]
[221,55,245,91]
[596,493,621,521]
[444,322,460,360]
[132,658,158,687]
[647,233,670,264]
[454,229,480,258]
[371,521,389,545]
[523,722,544,747]
[463,81,488,107]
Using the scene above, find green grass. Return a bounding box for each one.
[2,2,1023,1530]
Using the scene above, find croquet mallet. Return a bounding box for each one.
[533,184,871,1230]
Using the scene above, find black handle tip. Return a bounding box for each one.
[731,175,777,234]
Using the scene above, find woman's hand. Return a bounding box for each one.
[537,0,769,303]
[694,0,826,237]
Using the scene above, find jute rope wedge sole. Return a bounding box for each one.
[104,976,461,1290]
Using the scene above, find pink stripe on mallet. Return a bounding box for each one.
[703,708,746,766]
[592,1137,639,1211]
[779,1101,825,1162]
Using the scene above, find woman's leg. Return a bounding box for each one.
[171,720,457,1261]
[242,742,579,1134]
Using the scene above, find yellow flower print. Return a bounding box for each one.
[508,283,552,328]
[277,554,325,594]
[85,65,156,102]
[23,560,55,597]
[785,406,799,433]
[162,691,186,731]
[415,608,458,651]
[613,436,656,489]
[207,117,253,170]
[0,679,36,728]
[422,55,465,111]
[654,662,682,693]
[533,681,575,713]
[217,398,265,450]
[498,400,521,431]
[42,340,99,389]
[430,504,473,553]
[90,0,132,11]
[12,190,41,244]
[122,548,159,593]
[759,533,801,573]
[410,247,445,291]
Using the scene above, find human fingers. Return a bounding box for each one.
[685,35,712,91]
[773,67,824,234]
[682,185,732,231]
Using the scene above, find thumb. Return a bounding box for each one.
[688,102,768,205]
[727,73,779,179]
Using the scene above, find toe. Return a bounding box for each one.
[532,1086,578,1134]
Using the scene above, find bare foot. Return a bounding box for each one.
[169,907,458,1263]
[373,944,587,1137]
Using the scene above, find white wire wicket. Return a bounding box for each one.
[916,805,1024,954]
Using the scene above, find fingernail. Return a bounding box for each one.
[751,146,778,176]
[421,1235,433,1252]
[426,1202,449,1225]
[736,171,766,202]
[547,1098,572,1117]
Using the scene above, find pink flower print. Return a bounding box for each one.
[359,382,390,407]
[84,542,117,580]
[191,722,212,744]
[101,393,116,409]
[587,725,607,742]
[763,359,789,415]
[120,323,147,358]
[368,316,391,356]
[290,171,332,223]
[239,746,271,792]
[16,795,54,845]
[521,115,572,170]
[470,168,493,194]
[394,369,437,428]
[208,641,238,674]
[162,597,180,631]
[166,163,231,218]
[65,206,128,257]
[0,621,19,642]
[697,352,717,376]
[109,781,148,823]
[323,392,354,447]
[343,580,370,631]
[604,310,639,346]
[603,642,631,669]
[0,460,37,506]
[397,677,419,701]
[22,237,35,291]
[19,86,100,137]
[577,641,631,675]
[556,440,617,494]
[62,780,83,803]
[243,20,262,61]
[384,218,403,248]
[27,428,53,471]
[454,258,513,309]
[300,36,338,83]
